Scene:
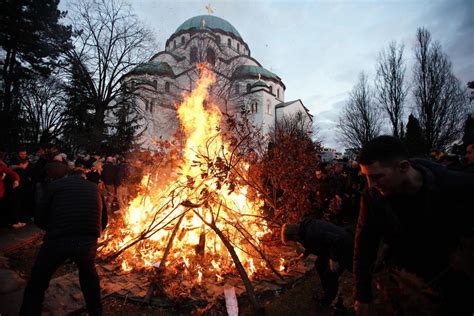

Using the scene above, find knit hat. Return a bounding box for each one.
[281,223,300,245]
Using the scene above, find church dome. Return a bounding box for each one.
[252,80,268,88]
[174,15,242,39]
[232,65,279,80]
[129,61,174,77]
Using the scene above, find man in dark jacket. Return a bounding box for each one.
[282,217,354,305]
[20,169,108,316]
[353,136,474,315]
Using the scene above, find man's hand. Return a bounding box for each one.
[12,180,19,189]
[354,300,369,316]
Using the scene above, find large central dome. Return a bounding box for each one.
[174,15,242,39]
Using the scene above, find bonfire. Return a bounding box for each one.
[99,65,294,311]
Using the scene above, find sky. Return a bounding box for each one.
[63,0,474,152]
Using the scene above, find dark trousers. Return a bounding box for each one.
[20,237,102,316]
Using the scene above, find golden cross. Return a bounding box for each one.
[206,4,214,14]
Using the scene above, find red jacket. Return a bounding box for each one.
[0,160,20,199]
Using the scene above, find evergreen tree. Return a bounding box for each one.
[404,114,426,157]
[0,0,72,148]
[106,101,143,155]
[62,59,96,154]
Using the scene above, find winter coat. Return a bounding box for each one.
[101,163,117,185]
[298,217,354,271]
[353,159,474,303]
[0,161,20,199]
[35,175,108,240]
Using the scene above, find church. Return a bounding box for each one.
[123,14,313,149]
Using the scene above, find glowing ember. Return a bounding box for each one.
[100,65,279,294]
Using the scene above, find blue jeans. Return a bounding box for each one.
[20,237,102,316]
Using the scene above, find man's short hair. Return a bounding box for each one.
[281,223,300,244]
[358,135,409,166]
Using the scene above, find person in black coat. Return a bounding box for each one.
[282,217,354,305]
[353,136,474,315]
[20,168,108,316]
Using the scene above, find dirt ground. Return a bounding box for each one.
[7,238,355,315]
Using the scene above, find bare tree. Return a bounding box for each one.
[66,0,157,142]
[413,28,469,152]
[338,72,382,149]
[19,76,66,145]
[375,41,408,138]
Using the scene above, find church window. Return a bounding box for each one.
[267,102,271,114]
[206,48,216,65]
[216,36,221,45]
[253,102,258,113]
[269,85,273,94]
[227,38,232,48]
[235,84,239,95]
[246,83,251,93]
[145,100,149,112]
[165,82,170,93]
[237,43,240,52]
[277,88,280,98]
[173,40,176,49]
[181,36,185,45]
[190,46,198,63]
[153,80,157,90]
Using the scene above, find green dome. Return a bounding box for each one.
[233,65,279,80]
[130,61,174,76]
[252,80,268,88]
[175,15,242,39]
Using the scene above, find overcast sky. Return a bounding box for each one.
[63,0,474,151]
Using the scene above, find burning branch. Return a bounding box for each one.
[192,206,263,313]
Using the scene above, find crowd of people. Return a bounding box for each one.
[283,137,474,314]
[1,137,474,315]
[0,147,148,229]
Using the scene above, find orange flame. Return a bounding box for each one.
[100,65,274,289]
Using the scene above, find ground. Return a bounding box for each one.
[1,225,355,315]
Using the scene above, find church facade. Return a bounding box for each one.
[123,15,313,149]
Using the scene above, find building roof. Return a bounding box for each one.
[276,99,314,119]
[232,65,280,81]
[129,61,174,77]
[175,15,242,39]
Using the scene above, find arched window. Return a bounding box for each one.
[165,82,170,93]
[206,48,215,65]
[173,40,176,49]
[150,100,154,113]
[216,36,221,45]
[267,102,271,114]
[252,102,258,113]
[153,80,157,90]
[235,84,239,95]
[181,36,185,45]
[227,38,232,48]
[237,43,240,52]
[269,85,273,94]
[246,83,251,93]
[190,46,198,63]
[145,100,149,112]
[277,88,280,99]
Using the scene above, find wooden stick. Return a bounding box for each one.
[144,212,185,303]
